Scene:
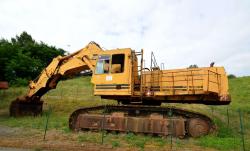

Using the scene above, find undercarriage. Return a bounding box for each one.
[9,99,214,138]
[69,105,214,138]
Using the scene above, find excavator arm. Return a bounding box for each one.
[10,41,103,116]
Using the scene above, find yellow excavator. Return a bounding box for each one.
[10,42,231,138]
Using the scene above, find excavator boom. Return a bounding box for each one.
[10,42,103,116]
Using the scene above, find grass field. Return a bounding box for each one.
[0,76,250,151]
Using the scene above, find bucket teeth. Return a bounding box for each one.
[9,97,43,117]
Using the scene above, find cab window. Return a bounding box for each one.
[95,55,110,74]
[111,54,125,73]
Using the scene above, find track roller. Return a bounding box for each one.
[187,118,210,137]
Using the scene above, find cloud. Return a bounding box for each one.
[0,0,250,76]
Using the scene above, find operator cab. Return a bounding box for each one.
[95,54,125,74]
[91,48,133,97]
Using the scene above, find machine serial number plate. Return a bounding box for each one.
[106,75,112,81]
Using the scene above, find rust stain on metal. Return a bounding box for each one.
[9,99,43,117]
[0,81,8,89]
[188,118,210,137]
[76,113,186,137]
[69,105,211,138]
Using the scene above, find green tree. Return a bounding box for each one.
[228,74,237,79]
[188,64,198,68]
[0,31,66,86]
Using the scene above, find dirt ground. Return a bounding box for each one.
[0,125,219,151]
[0,125,114,151]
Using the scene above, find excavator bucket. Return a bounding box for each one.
[9,96,43,117]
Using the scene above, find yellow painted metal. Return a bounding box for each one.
[141,67,229,102]
[91,48,132,96]
[24,41,230,104]
[27,42,103,97]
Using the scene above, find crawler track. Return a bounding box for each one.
[69,105,215,138]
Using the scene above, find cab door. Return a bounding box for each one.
[92,50,131,96]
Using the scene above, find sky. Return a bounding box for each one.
[0,0,250,76]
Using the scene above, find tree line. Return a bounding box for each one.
[0,32,66,86]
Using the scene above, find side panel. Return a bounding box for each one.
[139,67,230,104]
